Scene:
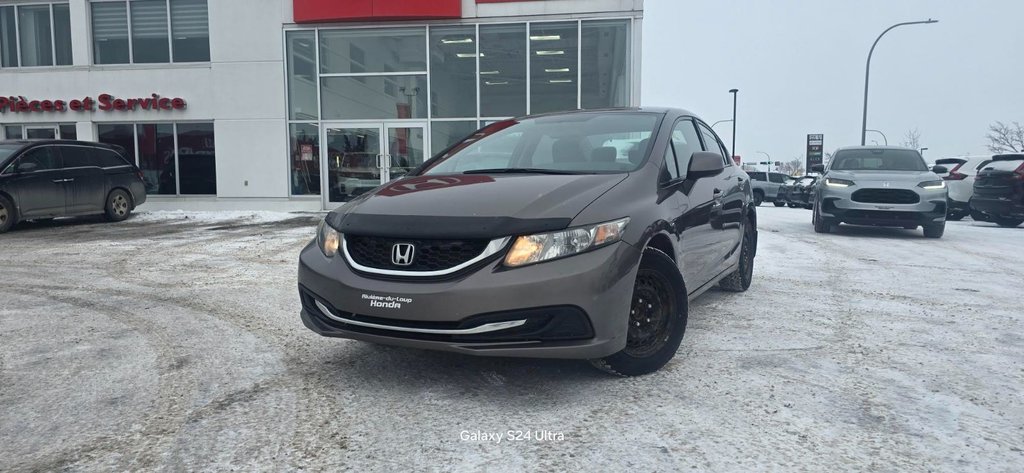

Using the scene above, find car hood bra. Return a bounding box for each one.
[325,173,628,239]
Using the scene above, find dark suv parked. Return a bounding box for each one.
[970,154,1024,227]
[298,108,758,376]
[0,140,146,233]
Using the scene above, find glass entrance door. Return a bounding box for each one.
[323,124,383,204]
[322,122,427,206]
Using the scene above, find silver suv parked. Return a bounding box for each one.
[748,171,792,207]
[810,146,949,238]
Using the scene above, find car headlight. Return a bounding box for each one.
[317,219,341,257]
[504,218,629,268]
[825,178,855,187]
[918,180,946,189]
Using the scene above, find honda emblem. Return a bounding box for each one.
[391,243,415,266]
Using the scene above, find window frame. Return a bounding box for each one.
[90,0,209,66]
[0,2,73,69]
[95,120,216,195]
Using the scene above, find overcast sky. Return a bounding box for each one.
[641,0,1024,166]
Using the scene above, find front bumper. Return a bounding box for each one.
[297,240,641,359]
[818,186,947,227]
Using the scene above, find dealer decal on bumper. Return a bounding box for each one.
[361,293,413,310]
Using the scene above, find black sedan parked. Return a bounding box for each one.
[0,140,147,233]
[787,176,818,208]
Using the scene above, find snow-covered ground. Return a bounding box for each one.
[1,207,1021,471]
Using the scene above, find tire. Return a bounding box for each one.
[752,191,764,207]
[773,202,786,207]
[923,222,945,238]
[813,203,835,234]
[0,194,15,234]
[720,216,756,292]
[104,189,133,222]
[970,209,989,222]
[993,217,1024,228]
[590,248,688,377]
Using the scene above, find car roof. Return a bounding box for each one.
[0,139,121,151]
[519,106,700,120]
[833,145,920,152]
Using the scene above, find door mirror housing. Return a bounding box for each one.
[687,152,725,180]
[15,162,38,173]
[810,164,825,173]
[931,165,949,174]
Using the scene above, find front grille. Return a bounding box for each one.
[852,188,920,204]
[844,210,920,221]
[345,235,492,272]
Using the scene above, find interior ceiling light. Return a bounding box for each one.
[480,70,501,75]
[485,81,509,86]
[549,79,573,84]
[529,35,561,41]
[545,68,571,73]
[441,38,473,44]
[535,50,565,56]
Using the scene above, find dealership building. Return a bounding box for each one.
[0,0,643,210]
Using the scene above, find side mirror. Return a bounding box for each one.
[810,164,825,173]
[16,162,38,173]
[932,165,948,174]
[687,152,725,179]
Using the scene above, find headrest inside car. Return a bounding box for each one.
[592,146,618,163]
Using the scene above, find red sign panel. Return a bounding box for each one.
[294,0,462,23]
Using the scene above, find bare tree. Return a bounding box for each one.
[901,128,921,150]
[986,121,1024,153]
[781,158,804,176]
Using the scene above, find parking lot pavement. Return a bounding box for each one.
[1,208,1021,471]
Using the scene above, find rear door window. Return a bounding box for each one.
[980,159,1024,172]
[58,146,98,169]
[94,149,130,168]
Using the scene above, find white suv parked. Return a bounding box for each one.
[936,156,1001,220]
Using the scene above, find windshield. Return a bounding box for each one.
[830,149,928,171]
[420,113,661,175]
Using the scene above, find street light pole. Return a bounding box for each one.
[919,147,929,157]
[729,89,739,161]
[866,129,888,145]
[711,119,733,130]
[860,19,938,145]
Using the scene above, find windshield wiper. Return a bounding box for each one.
[463,168,583,175]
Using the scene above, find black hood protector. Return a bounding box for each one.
[325,212,571,240]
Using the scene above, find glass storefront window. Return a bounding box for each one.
[176,122,216,195]
[287,31,317,120]
[319,28,426,74]
[130,0,171,64]
[59,124,77,140]
[170,0,210,62]
[92,2,130,64]
[581,20,631,109]
[289,123,320,195]
[92,0,209,65]
[429,26,477,118]
[97,124,136,163]
[479,23,526,118]
[3,125,23,140]
[136,123,176,194]
[431,121,478,156]
[530,22,579,115]
[0,7,16,67]
[18,5,54,67]
[321,75,428,120]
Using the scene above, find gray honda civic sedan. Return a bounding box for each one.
[298,108,758,376]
